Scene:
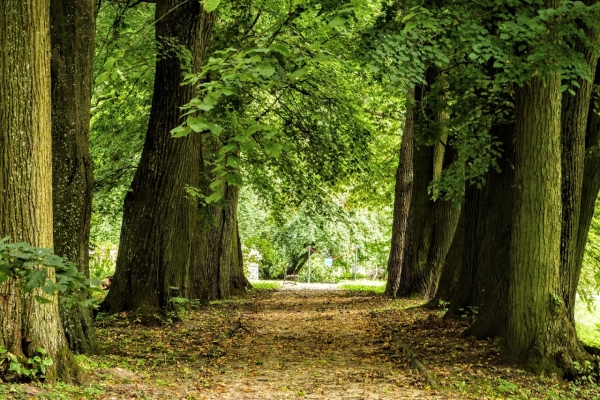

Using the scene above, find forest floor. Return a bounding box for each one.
[3,285,600,399]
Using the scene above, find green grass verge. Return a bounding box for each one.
[575,298,600,347]
[250,281,280,290]
[338,282,385,294]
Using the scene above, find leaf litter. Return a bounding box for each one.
[5,287,600,399]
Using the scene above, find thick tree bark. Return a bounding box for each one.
[575,64,600,304]
[397,69,458,299]
[190,152,251,301]
[50,0,100,355]
[508,72,587,376]
[0,0,82,382]
[398,134,435,297]
[385,88,415,297]
[454,124,515,338]
[101,0,216,317]
[560,18,599,321]
[427,209,463,307]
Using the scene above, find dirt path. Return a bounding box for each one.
[12,288,600,399]
[200,289,448,399]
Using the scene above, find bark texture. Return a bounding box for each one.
[101,0,216,317]
[50,0,100,355]
[576,64,600,298]
[0,0,81,382]
[559,14,599,321]
[385,88,415,297]
[190,143,251,301]
[509,72,586,375]
[456,124,515,338]
[397,69,459,299]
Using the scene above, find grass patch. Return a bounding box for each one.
[575,298,600,347]
[250,281,280,290]
[338,281,385,294]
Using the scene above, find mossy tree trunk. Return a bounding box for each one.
[101,0,216,318]
[575,64,600,311]
[0,0,82,382]
[559,16,599,322]
[508,69,587,376]
[50,0,100,355]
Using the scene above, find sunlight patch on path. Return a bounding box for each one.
[202,290,453,399]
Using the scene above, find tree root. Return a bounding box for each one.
[387,327,439,390]
[582,343,600,357]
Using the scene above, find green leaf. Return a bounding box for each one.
[203,0,220,12]
[328,17,346,27]
[206,122,223,136]
[265,143,283,158]
[171,125,192,138]
[403,21,418,33]
[226,172,244,187]
[222,87,238,96]
[270,43,290,56]
[422,19,435,29]
[402,13,416,22]
[103,57,116,71]
[205,191,223,204]
[291,68,308,79]
[34,295,53,304]
[258,63,276,78]
[227,155,241,168]
[27,269,47,291]
[220,143,237,153]
[315,53,331,62]
[95,71,110,84]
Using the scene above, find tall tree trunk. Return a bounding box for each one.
[190,147,250,301]
[385,88,415,297]
[50,0,100,355]
[575,63,600,299]
[455,123,515,338]
[559,17,599,321]
[101,0,216,318]
[508,71,586,375]
[0,0,82,382]
[427,209,463,307]
[398,69,458,299]
[398,136,435,297]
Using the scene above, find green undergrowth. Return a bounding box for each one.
[452,374,599,400]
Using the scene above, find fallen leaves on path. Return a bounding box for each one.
[6,288,600,399]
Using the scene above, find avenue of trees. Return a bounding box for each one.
[1,0,600,383]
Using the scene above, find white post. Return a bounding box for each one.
[353,246,357,281]
[307,246,311,284]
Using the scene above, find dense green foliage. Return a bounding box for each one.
[0,238,97,307]
[89,0,401,283]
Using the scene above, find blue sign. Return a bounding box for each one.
[324,258,333,266]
